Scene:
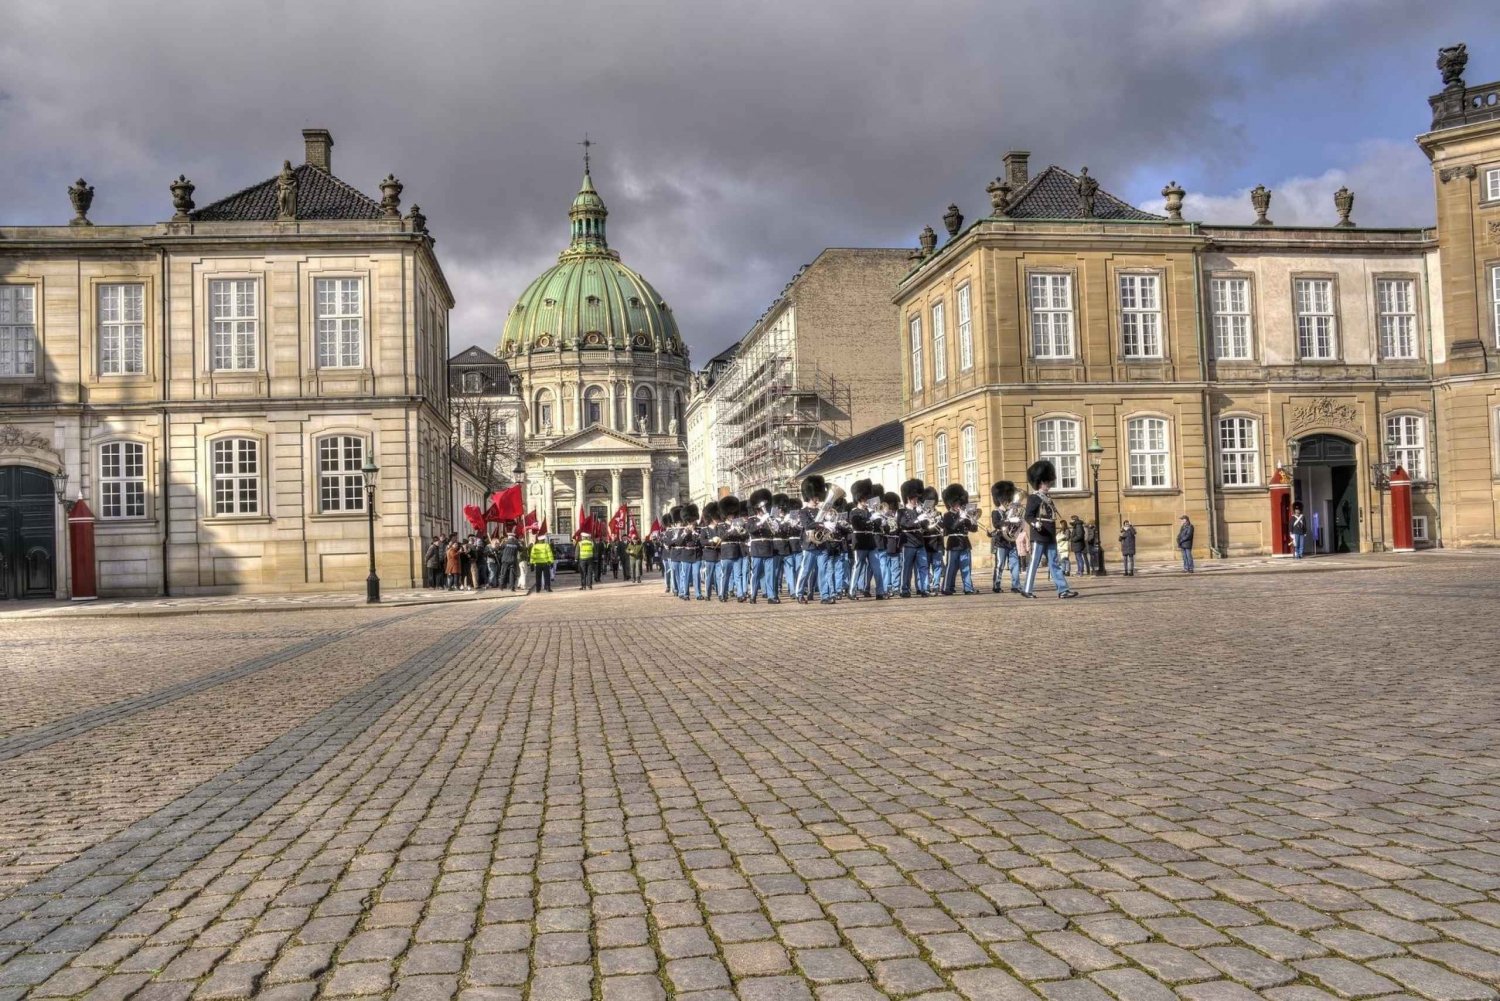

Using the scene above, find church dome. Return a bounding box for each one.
[500,171,686,358]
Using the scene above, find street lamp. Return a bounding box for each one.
[52,469,77,513]
[1087,433,1107,576]
[362,456,380,604]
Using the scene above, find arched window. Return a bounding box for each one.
[1126,417,1171,488]
[961,425,978,495]
[1217,417,1259,487]
[584,386,605,427]
[1036,418,1082,491]
[673,390,684,430]
[935,433,950,485]
[315,434,367,513]
[912,439,926,482]
[534,389,554,431]
[634,386,655,432]
[211,437,261,515]
[99,441,146,519]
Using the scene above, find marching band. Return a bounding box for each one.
[650,461,1075,605]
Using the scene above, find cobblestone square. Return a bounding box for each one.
[1,554,1498,1000]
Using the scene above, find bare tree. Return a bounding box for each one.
[450,395,522,494]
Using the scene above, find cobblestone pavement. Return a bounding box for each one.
[1,554,1498,1001]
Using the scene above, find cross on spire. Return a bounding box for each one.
[579,133,595,174]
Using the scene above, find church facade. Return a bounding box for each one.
[0,129,454,598]
[897,46,1500,561]
[499,168,690,535]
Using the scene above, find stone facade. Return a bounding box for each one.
[898,48,1500,562]
[0,129,454,598]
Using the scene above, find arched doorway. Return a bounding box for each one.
[1291,434,1359,554]
[0,465,56,598]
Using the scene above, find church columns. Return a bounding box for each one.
[625,379,636,431]
[574,470,586,522]
[542,471,554,530]
[642,470,654,526]
[608,383,618,431]
[610,468,622,512]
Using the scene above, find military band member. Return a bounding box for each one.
[747,488,778,604]
[897,479,928,597]
[674,504,704,600]
[848,479,883,600]
[922,485,944,593]
[663,506,681,595]
[989,480,1023,593]
[939,484,979,595]
[1021,461,1076,599]
[700,501,722,599]
[719,495,747,602]
[771,493,794,598]
[791,475,825,603]
[879,491,901,595]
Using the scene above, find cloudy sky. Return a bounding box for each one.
[3,0,1498,361]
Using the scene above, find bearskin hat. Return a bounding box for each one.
[991,480,1017,506]
[771,492,790,513]
[882,491,900,509]
[922,486,939,506]
[900,478,925,502]
[683,503,700,523]
[942,483,967,508]
[850,478,873,504]
[748,487,773,512]
[801,474,828,503]
[832,496,848,512]
[668,505,682,526]
[1026,459,1057,489]
[720,494,741,518]
[702,501,721,523]
[870,482,885,501]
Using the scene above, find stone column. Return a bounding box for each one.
[610,468,622,513]
[642,470,654,527]
[573,383,583,431]
[574,469,586,525]
[625,378,636,430]
[542,470,554,530]
[608,383,618,431]
[658,393,668,437]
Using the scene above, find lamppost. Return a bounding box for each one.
[1087,433,1106,576]
[51,470,78,514]
[362,456,381,604]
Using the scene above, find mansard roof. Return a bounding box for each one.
[1004,165,1166,222]
[191,163,384,222]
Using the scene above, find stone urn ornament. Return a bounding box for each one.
[1334,186,1355,227]
[1161,181,1185,221]
[1250,184,1273,226]
[918,225,937,257]
[379,174,403,218]
[942,203,964,238]
[986,177,1012,216]
[170,175,195,221]
[68,178,95,226]
[406,204,427,234]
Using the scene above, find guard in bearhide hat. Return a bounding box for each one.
[939,484,979,595]
[700,501,722,600]
[663,506,682,595]
[719,494,748,602]
[922,485,945,593]
[989,480,1023,593]
[746,488,778,603]
[1021,460,1077,599]
[848,479,884,600]
[897,478,929,597]
[795,474,833,603]
[773,493,797,597]
[675,503,704,600]
[879,490,902,594]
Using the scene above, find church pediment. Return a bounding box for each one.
[534,425,652,454]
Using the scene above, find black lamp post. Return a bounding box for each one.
[1087,433,1107,576]
[362,456,381,603]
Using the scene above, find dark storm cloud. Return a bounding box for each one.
[0,0,1491,359]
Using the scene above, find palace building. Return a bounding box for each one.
[897,45,1500,561]
[0,129,454,599]
[499,166,691,534]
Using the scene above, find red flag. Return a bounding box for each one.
[650,518,662,535]
[462,504,486,533]
[538,516,548,536]
[523,509,540,534]
[609,504,628,538]
[491,485,523,522]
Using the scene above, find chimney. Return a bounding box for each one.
[303,129,334,172]
[1003,150,1030,188]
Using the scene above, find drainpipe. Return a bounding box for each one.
[1422,249,1444,548]
[159,245,171,596]
[1191,232,1221,558]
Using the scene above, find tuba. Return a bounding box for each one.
[807,484,848,544]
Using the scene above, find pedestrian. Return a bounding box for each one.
[577,532,596,589]
[1057,528,1071,578]
[527,532,554,593]
[1084,521,1100,576]
[1290,501,1308,559]
[1177,514,1195,573]
[423,538,443,589]
[444,537,462,591]
[626,532,644,582]
[484,535,500,588]
[1020,460,1077,599]
[498,531,521,590]
[1118,519,1137,576]
[1069,515,1088,576]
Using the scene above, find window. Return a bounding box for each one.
[1217,417,1260,487]
[633,387,655,431]
[98,284,145,375]
[1029,273,1074,359]
[674,391,684,429]
[935,433,950,485]
[317,435,366,513]
[1491,266,1500,349]
[912,439,926,481]
[0,285,37,377]
[1386,414,1426,481]
[1376,278,1417,360]
[99,441,146,519]
[209,279,259,371]
[534,389,554,431]
[584,386,605,427]
[1036,418,1081,491]
[931,301,947,383]
[1210,277,1252,361]
[314,278,362,368]
[462,371,482,393]
[1126,417,1171,488]
[961,425,978,495]
[1119,274,1162,359]
[1487,168,1500,202]
[1294,278,1337,360]
[909,315,923,391]
[957,284,973,372]
[1412,515,1429,542]
[212,438,260,515]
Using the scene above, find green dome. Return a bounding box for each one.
[500,172,685,357]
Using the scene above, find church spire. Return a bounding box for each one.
[565,149,611,258]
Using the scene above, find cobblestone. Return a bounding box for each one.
[0,557,1498,998]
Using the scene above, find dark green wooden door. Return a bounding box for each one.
[0,466,56,599]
